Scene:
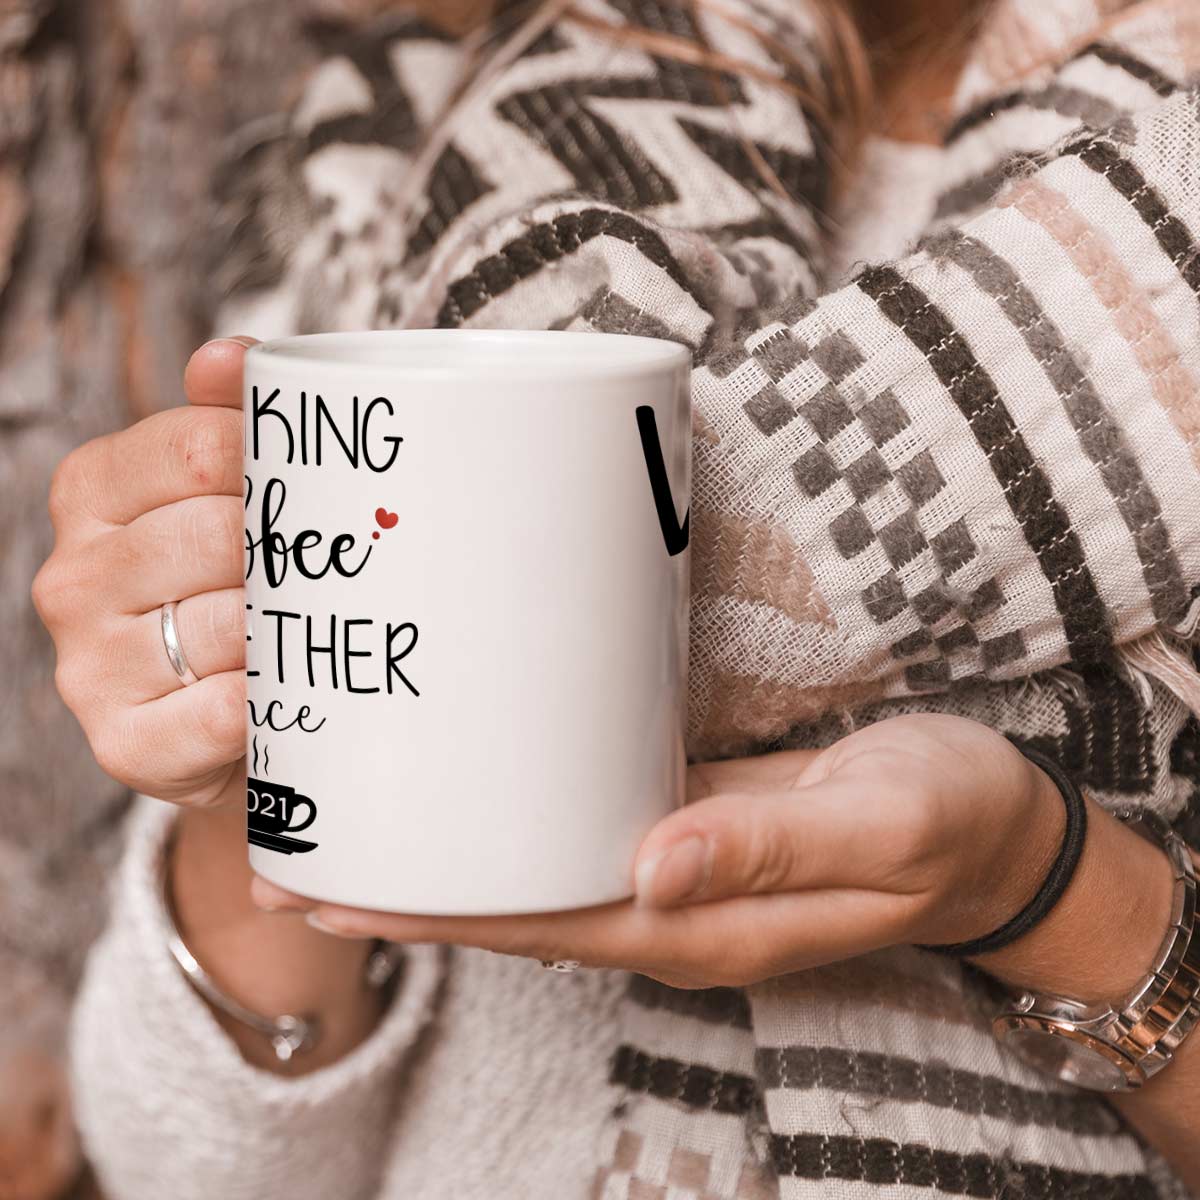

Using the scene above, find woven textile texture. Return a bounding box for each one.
[73,0,1200,1197]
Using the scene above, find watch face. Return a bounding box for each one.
[1004,1026,1133,1092]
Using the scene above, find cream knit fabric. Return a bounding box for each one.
[74,800,627,1199]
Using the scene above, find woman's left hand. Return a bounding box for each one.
[251,714,1065,989]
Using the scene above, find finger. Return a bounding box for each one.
[269,887,915,987]
[634,777,923,908]
[110,671,246,800]
[251,877,317,913]
[125,588,245,700]
[659,887,922,983]
[50,405,243,532]
[244,887,639,963]
[269,898,641,964]
[79,495,243,615]
[184,336,257,409]
[686,747,821,802]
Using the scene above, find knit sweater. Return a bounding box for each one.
[72,0,1200,1196]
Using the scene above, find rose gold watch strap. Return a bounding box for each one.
[1120,812,1195,1032]
[1107,813,1199,1077]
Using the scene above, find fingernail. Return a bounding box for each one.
[635,835,713,907]
[305,911,356,937]
[250,877,303,912]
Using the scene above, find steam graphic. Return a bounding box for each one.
[251,735,271,777]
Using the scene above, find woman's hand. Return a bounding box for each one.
[35,338,383,1073]
[33,338,251,811]
[254,714,1070,989]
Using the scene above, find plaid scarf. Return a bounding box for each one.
[218,0,1200,1192]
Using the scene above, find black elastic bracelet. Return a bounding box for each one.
[918,743,1088,958]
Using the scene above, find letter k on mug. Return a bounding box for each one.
[243,330,691,914]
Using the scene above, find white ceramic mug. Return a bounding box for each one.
[243,330,691,914]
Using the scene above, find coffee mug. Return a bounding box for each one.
[243,330,691,914]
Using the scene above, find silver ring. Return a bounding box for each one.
[540,960,581,973]
[161,601,200,686]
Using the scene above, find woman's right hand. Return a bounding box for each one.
[33,338,252,810]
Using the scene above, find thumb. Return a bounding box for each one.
[633,775,900,908]
[183,336,259,409]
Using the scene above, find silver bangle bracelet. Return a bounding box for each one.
[161,845,405,1062]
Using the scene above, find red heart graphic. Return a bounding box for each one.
[375,507,399,530]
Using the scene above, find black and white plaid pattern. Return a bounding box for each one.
[724,315,1027,693]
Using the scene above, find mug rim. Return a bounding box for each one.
[246,328,691,381]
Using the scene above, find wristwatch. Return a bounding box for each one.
[993,809,1200,1092]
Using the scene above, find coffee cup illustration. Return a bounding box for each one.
[247,777,318,853]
